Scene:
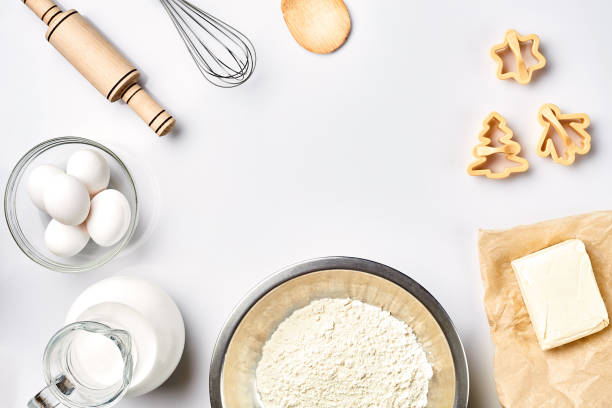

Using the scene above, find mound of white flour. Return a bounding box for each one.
[255,298,433,408]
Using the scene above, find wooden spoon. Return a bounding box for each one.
[281,0,351,54]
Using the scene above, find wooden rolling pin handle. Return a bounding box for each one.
[122,84,176,137]
[23,0,62,25]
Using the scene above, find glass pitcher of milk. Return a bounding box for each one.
[28,321,134,408]
[28,276,185,408]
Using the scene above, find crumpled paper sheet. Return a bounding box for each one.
[478,211,612,408]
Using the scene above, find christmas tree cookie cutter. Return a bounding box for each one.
[467,112,529,179]
[537,103,591,165]
[490,29,546,84]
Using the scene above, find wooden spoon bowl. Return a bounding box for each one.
[281,0,351,54]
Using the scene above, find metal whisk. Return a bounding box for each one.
[159,0,256,87]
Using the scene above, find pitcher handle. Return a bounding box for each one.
[28,375,75,408]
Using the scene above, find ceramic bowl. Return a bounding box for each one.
[4,137,137,272]
[210,257,469,407]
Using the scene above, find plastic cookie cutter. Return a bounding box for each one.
[537,103,591,165]
[490,29,546,84]
[467,112,529,179]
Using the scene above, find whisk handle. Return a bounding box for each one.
[122,85,176,136]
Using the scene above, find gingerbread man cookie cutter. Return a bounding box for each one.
[537,103,591,165]
[467,112,529,179]
[491,29,546,85]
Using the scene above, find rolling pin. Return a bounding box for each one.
[22,0,175,136]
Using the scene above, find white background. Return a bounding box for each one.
[2,0,611,407]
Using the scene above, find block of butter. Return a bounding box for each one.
[511,239,609,350]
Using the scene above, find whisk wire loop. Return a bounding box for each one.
[160,0,256,87]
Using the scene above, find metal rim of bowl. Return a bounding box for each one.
[4,136,138,273]
[209,256,469,408]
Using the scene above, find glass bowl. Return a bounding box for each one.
[4,137,138,272]
[210,257,469,408]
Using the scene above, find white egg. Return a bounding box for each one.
[28,164,64,211]
[45,219,90,257]
[86,189,131,247]
[66,149,110,196]
[44,174,91,226]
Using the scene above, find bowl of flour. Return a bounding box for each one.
[210,257,468,408]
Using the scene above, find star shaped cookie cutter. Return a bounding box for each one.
[491,29,546,85]
[467,112,529,179]
[537,103,591,165]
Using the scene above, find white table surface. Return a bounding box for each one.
[2,0,611,406]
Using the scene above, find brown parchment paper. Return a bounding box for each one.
[478,211,612,408]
